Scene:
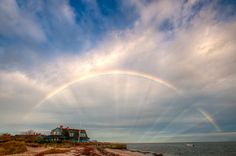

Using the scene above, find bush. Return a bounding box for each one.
[0,147,5,156]
[0,134,12,143]
[0,141,27,155]
[14,134,42,143]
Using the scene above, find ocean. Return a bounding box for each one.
[127,142,236,156]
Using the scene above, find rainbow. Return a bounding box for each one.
[198,108,222,132]
[30,70,221,134]
[34,70,182,108]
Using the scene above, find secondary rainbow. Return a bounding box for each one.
[198,108,222,132]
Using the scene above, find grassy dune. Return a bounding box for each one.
[0,134,127,155]
[0,141,27,155]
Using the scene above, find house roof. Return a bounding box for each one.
[61,127,86,132]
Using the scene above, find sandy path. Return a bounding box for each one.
[5,146,51,156]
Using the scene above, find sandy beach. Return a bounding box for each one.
[4,145,156,156]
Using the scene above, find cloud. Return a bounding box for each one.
[0,70,49,125]
[0,0,46,42]
[0,0,235,141]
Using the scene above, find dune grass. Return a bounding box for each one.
[0,141,27,155]
[97,142,127,149]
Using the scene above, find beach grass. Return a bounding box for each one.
[0,141,27,155]
[97,142,127,149]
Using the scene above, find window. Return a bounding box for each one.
[69,132,74,137]
[80,132,86,137]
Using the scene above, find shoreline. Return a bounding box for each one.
[2,144,163,156]
[0,138,164,156]
[128,149,163,156]
[105,148,163,156]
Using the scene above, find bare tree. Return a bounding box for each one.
[21,130,38,135]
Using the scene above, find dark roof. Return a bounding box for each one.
[61,128,86,132]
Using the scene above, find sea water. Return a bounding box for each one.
[127,142,236,156]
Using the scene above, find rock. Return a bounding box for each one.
[153,153,163,156]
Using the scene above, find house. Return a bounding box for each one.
[46,125,89,143]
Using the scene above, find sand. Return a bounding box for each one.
[105,148,153,156]
[5,145,153,156]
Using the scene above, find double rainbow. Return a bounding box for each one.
[32,70,221,132]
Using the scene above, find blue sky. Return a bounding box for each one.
[0,0,236,142]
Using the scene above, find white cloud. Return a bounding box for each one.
[0,0,46,42]
[0,70,49,124]
[0,0,236,141]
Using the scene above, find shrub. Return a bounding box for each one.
[0,141,27,155]
[0,134,12,143]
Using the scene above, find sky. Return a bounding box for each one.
[0,0,236,143]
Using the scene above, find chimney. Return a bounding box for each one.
[60,125,63,129]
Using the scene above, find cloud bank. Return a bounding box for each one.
[0,0,236,142]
